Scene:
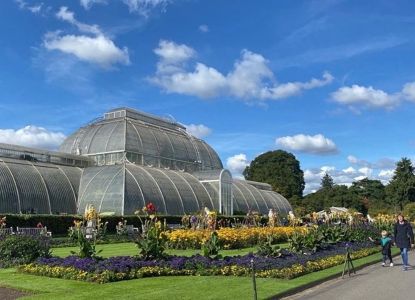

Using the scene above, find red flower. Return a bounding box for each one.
[146,202,156,214]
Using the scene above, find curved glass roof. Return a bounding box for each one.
[233,180,291,214]
[78,163,214,215]
[0,158,81,214]
[78,162,292,216]
[59,108,222,171]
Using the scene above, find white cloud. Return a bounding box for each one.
[154,40,196,64]
[276,134,337,155]
[321,165,336,173]
[331,85,399,109]
[226,154,249,179]
[0,126,66,150]
[347,155,359,164]
[123,0,170,16]
[151,40,333,101]
[332,81,415,110]
[80,0,107,10]
[402,82,415,101]
[43,7,130,68]
[358,167,372,177]
[185,124,212,139]
[342,166,356,174]
[44,33,130,68]
[15,0,43,14]
[57,6,101,35]
[347,154,396,169]
[199,24,209,33]
[260,72,334,99]
[304,169,321,182]
[378,169,394,180]
[353,175,367,181]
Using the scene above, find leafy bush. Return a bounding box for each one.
[256,235,284,257]
[0,235,51,267]
[404,203,415,222]
[202,231,221,258]
[289,224,380,254]
[288,229,324,254]
[347,224,380,242]
[68,226,102,259]
[136,220,167,260]
[318,225,349,245]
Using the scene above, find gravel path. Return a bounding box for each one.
[284,251,415,300]
[0,287,27,300]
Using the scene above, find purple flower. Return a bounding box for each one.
[34,241,373,274]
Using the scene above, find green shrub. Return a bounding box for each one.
[0,235,51,267]
[318,225,348,244]
[288,229,325,254]
[136,219,168,260]
[404,203,415,222]
[256,235,284,257]
[202,231,222,258]
[68,226,102,259]
[347,225,380,242]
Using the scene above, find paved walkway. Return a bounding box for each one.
[284,251,415,300]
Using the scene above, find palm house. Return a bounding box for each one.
[0,107,292,216]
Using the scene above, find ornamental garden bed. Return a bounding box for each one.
[19,241,377,284]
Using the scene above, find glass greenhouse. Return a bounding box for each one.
[0,107,292,216]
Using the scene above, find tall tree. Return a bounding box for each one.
[243,150,304,199]
[349,178,386,213]
[386,158,415,210]
[321,173,334,190]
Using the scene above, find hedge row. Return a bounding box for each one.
[0,214,260,235]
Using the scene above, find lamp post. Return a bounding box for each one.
[251,259,257,300]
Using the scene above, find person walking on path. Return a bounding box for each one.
[369,230,393,267]
[393,214,414,271]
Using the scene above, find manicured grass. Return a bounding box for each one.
[0,248,399,300]
[51,242,273,258]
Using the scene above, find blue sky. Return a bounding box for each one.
[1,0,415,193]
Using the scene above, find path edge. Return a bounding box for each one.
[268,253,401,300]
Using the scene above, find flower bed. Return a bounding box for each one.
[19,242,377,283]
[167,227,307,249]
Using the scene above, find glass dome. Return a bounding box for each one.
[59,108,222,172]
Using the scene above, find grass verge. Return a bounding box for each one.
[51,242,261,257]
[0,248,398,300]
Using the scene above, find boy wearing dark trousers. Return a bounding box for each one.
[369,230,393,267]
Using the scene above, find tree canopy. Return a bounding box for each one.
[302,178,386,215]
[321,173,334,189]
[385,158,415,210]
[243,150,304,199]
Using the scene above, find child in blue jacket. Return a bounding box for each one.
[369,230,393,267]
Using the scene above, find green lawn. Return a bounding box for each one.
[51,242,261,257]
[0,248,399,300]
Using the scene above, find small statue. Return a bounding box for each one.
[268,209,276,227]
